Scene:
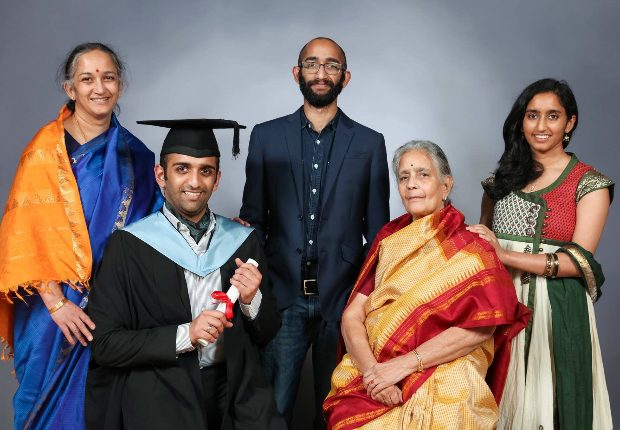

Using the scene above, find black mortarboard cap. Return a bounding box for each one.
[137,119,246,158]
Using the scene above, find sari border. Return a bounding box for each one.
[54,110,90,282]
[560,244,598,302]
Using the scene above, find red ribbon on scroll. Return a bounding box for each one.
[211,291,234,319]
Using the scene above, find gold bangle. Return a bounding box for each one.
[550,253,559,278]
[542,253,553,277]
[412,349,424,372]
[48,297,68,314]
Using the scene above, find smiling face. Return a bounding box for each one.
[64,49,122,122]
[397,150,452,219]
[522,91,576,155]
[155,153,221,222]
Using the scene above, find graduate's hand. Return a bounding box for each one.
[231,217,250,227]
[189,310,233,346]
[50,300,96,347]
[231,258,262,304]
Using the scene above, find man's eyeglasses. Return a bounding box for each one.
[298,61,345,75]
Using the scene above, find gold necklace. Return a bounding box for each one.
[73,114,88,143]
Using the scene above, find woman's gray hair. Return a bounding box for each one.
[393,141,454,204]
[392,140,453,181]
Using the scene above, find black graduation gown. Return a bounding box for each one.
[85,229,285,430]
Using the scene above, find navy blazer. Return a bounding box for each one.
[240,108,390,321]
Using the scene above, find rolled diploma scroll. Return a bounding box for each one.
[198,258,259,347]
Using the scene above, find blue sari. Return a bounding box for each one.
[12,114,163,429]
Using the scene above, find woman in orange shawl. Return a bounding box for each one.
[0,43,162,429]
[323,141,529,429]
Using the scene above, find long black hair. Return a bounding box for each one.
[58,42,125,113]
[484,78,578,200]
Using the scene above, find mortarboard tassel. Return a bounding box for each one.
[233,125,240,158]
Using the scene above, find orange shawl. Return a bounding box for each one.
[0,106,92,356]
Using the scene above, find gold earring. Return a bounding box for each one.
[563,133,570,143]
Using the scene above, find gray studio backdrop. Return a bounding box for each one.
[1,0,618,427]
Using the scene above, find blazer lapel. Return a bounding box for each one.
[284,109,303,213]
[321,112,354,210]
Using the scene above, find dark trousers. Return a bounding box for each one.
[261,294,340,430]
[201,362,228,429]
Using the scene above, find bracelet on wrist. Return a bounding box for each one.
[550,253,559,278]
[542,253,554,278]
[412,348,424,372]
[48,297,68,314]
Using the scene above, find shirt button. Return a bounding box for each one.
[310,214,315,220]
[309,240,314,245]
[312,188,317,194]
[314,164,318,169]
[316,139,320,145]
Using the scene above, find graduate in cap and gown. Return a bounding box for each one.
[85,119,285,430]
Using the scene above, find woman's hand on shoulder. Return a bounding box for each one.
[50,300,96,347]
[466,224,506,261]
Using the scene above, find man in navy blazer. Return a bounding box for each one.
[239,37,390,429]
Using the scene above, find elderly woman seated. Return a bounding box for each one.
[323,141,530,429]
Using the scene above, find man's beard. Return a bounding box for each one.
[299,73,345,108]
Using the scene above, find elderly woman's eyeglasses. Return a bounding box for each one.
[298,61,345,75]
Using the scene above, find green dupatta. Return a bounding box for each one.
[547,242,604,430]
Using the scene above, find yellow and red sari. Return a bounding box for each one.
[323,205,529,429]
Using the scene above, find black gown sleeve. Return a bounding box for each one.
[88,231,178,367]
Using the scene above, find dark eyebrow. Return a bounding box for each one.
[173,161,218,171]
[302,56,342,64]
[525,109,562,114]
